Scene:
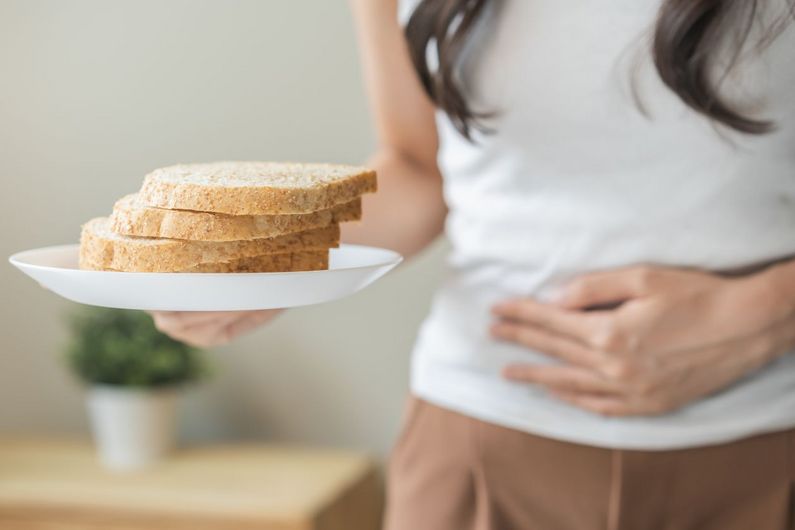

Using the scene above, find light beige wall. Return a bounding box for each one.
[0,0,445,457]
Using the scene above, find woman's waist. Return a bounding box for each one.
[410,356,795,450]
[416,284,795,396]
[410,319,795,450]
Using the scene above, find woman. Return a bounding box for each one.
[154,0,795,528]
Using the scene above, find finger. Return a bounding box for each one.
[554,266,665,310]
[224,310,281,339]
[179,311,282,347]
[549,390,634,417]
[490,320,608,368]
[502,364,621,395]
[151,311,237,335]
[166,311,251,327]
[157,325,229,348]
[151,313,241,347]
[179,312,245,332]
[151,312,184,333]
[150,312,208,332]
[492,298,603,345]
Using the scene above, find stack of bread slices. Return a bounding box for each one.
[79,162,377,273]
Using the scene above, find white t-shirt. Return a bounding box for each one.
[401,0,795,449]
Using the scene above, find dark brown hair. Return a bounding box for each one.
[405,0,794,139]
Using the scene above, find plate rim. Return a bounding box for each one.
[9,243,404,277]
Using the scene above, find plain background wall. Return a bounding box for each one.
[0,0,446,458]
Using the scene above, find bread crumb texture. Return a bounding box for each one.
[187,250,329,273]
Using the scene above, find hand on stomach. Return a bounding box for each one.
[489,264,795,417]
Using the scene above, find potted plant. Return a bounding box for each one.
[66,307,207,471]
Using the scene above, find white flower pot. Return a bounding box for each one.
[87,386,178,471]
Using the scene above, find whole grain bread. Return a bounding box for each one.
[187,250,329,273]
[79,217,339,272]
[138,162,377,215]
[110,193,361,242]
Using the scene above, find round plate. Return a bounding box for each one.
[9,244,403,311]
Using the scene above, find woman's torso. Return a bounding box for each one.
[403,0,795,449]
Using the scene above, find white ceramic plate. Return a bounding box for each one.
[9,244,402,311]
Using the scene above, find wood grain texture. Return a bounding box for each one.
[0,439,382,530]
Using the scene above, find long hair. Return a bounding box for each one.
[404,0,794,139]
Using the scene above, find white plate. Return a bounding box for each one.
[9,244,402,311]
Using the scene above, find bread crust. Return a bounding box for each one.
[79,218,339,272]
[110,194,361,241]
[138,162,377,215]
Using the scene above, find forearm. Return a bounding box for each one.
[343,149,446,259]
[753,257,795,325]
[345,0,447,259]
[724,257,795,364]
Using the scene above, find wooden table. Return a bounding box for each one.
[0,439,382,530]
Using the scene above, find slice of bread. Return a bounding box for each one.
[79,217,339,272]
[187,250,329,273]
[110,193,361,242]
[139,162,377,215]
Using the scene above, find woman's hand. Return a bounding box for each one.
[490,265,795,417]
[151,310,282,348]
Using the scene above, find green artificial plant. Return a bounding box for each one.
[66,307,207,388]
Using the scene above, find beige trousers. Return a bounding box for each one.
[385,397,795,530]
